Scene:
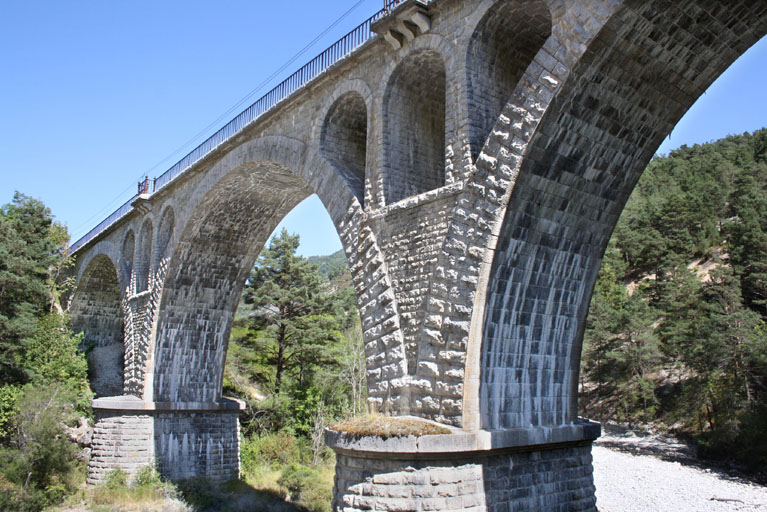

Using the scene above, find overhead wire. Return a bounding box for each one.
[70,0,373,242]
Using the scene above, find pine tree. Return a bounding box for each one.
[0,193,68,385]
[694,266,761,436]
[242,229,341,395]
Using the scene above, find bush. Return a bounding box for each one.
[175,475,218,508]
[278,463,315,501]
[277,463,332,512]
[104,468,128,490]
[1,384,80,490]
[0,384,20,442]
[241,432,308,472]
[92,465,183,509]
[0,475,51,512]
[133,464,162,488]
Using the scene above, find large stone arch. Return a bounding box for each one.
[478,0,767,430]
[150,135,405,400]
[152,155,311,402]
[144,136,407,478]
[70,253,124,398]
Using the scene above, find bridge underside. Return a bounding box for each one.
[69,0,767,509]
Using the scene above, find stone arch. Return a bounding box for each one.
[121,230,135,290]
[382,49,447,204]
[156,206,175,263]
[150,137,365,401]
[70,253,124,397]
[466,0,552,161]
[148,133,408,413]
[320,91,368,206]
[135,218,153,293]
[477,0,767,430]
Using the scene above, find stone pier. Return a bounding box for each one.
[87,396,244,484]
[327,421,600,511]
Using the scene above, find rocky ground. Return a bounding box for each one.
[593,425,767,511]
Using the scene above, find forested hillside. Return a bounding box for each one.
[581,128,767,467]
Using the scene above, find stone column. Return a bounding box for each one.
[88,396,244,484]
[326,420,600,511]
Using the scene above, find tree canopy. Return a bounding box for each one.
[581,129,767,466]
[0,193,71,384]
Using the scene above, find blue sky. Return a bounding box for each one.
[2,2,766,257]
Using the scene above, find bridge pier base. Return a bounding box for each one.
[87,396,244,485]
[326,420,600,511]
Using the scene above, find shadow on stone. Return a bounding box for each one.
[175,477,308,512]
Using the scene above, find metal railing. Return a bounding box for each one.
[70,0,407,253]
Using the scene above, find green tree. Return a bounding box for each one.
[582,248,629,416]
[727,169,767,314]
[242,229,342,395]
[0,193,69,384]
[0,192,90,511]
[688,266,761,440]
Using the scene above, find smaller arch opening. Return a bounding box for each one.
[136,219,153,293]
[157,207,175,263]
[384,50,446,204]
[320,92,368,206]
[70,255,124,397]
[467,0,552,161]
[122,230,135,289]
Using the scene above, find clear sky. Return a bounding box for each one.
[2,2,766,257]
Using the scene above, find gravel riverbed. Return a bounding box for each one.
[593,427,767,511]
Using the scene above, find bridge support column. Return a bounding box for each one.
[88,396,244,485]
[326,421,600,511]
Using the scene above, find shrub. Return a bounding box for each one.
[175,475,218,508]
[2,384,80,491]
[241,432,307,471]
[104,468,128,490]
[0,384,20,442]
[277,463,332,512]
[133,464,162,489]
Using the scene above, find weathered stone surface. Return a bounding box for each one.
[68,0,767,508]
[329,431,598,512]
[87,396,243,484]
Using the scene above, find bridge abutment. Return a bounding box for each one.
[327,421,600,511]
[87,396,244,484]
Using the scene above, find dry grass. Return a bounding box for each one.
[330,415,451,439]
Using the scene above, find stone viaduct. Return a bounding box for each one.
[67,0,767,509]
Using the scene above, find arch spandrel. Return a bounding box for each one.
[477,0,767,430]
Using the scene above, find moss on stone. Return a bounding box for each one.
[330,415,451,439]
